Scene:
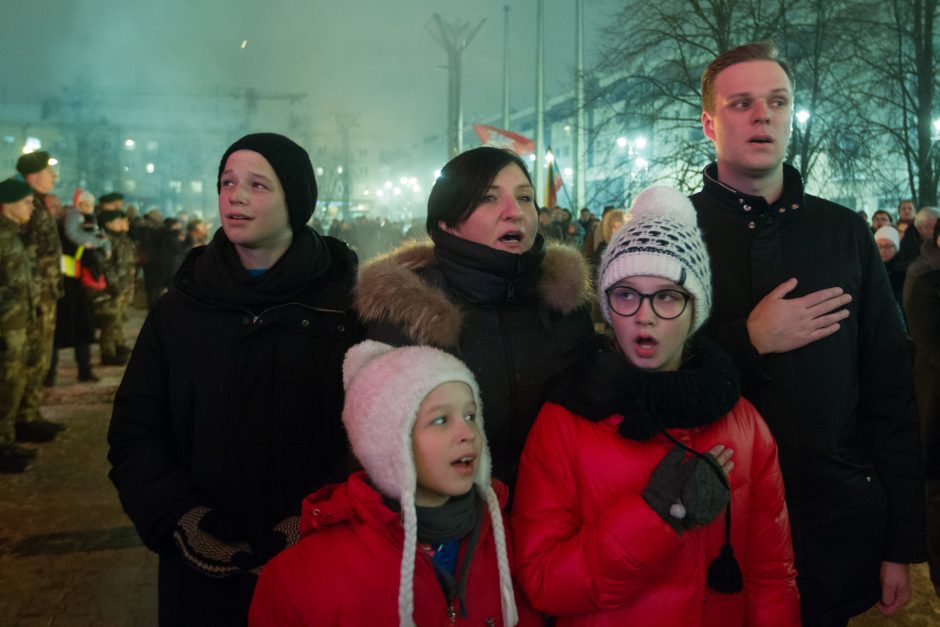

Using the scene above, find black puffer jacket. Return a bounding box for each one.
[691,163,925,621]
[355,231,593,489]
[108,227,361,624]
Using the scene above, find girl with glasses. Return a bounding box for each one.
[511,186,799,626]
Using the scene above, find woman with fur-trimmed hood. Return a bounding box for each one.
[356,147,593,491]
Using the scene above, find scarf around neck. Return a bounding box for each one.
[545,335,740,441]
[431,229,546,305]
[185,225,331,309]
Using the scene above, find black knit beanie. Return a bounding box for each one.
[217,133,318,233]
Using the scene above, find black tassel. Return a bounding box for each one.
[707,542,743,593]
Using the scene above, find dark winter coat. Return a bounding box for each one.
[511,339,799,626]
[108,227,361,624]
[908,268,940,480]
[691,163,925,621]
[249,471,542,626]
[354,232,594,489]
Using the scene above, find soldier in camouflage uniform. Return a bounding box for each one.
[0,178,41,472]
[15,151,65,440]
[96,209,137,365]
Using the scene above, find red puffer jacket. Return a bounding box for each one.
[249,471,541,626]
[511,399,800,627]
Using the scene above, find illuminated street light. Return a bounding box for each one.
[616,136,628,148]
[145,163,155,174]
[796,109,810,126]
[125,139,136,149]
[563,167,573,177]
[634,157,649,170]
[433,169,442,179]
[933,118,940,134]
[634,136,648,150]
[315,166,325,176]
[527,154,536,162]
[336,166,344,175]
[22,137,41,154]
[545,152,555,164]
[384,180,393,189]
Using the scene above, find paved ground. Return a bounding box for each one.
[1,305,939,626]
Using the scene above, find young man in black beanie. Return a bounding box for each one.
[108,133,363,625]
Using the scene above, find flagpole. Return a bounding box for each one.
[535,0,545,205]
[575,0,586,212]
[503,5,511,131]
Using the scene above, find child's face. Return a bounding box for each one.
[412,381,482,507]
[609,275,693,372]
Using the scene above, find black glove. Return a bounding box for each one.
[642,446,729,534]
[172,506,255,577]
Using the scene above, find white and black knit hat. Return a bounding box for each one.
[342,340,518,627]
[598,186,712,334]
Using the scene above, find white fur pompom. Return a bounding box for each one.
[629,185,697,226]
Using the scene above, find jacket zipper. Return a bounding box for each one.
[447,602,456,624]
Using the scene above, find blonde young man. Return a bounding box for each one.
[691,41,924,627]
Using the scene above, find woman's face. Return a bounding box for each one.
[609,275,693,372]
[439,163,538,253]
[218,150,292,262]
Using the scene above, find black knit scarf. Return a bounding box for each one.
[545,335,740,440]
[185,225,330,309]
[430,229,546,306]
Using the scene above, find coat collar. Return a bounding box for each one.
[700,162,806,218]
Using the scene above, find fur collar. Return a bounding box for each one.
[354,239,593,349]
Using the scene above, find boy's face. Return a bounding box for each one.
[412,381,482,507]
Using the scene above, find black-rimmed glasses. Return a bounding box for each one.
[606,286,691,319]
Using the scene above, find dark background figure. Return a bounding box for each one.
[355,146,593,490]
[0,178,42,472]
[16,152,66,442]
[108,133,361,625]
[903,216,940,317]
[907,267,940,598]
[50,189,111,384]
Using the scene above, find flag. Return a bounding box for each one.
[473,125,535,155]
[545,148,564,208]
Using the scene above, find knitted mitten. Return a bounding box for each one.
[172,506,254,577]
[642,446,729,534]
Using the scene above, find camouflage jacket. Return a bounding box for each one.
[22,194,63,302]
[103,231,138,297]
[0,214,38,332]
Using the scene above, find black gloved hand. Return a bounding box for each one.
[642,446,729,534]
[173,506,255,577]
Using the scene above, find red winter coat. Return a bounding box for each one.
[249,471,541,626]
[511,399,800,627]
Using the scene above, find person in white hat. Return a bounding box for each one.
[511,186,799,626]
[250,340,538,626]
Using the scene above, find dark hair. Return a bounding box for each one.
[872,209,893,224]
[701,41,794,113]
[426,146,534,234]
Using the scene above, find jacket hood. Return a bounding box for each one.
[354,238,593,348]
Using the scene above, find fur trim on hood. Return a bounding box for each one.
[355,239,593,349]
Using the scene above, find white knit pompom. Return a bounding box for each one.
[629,185,697,226]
